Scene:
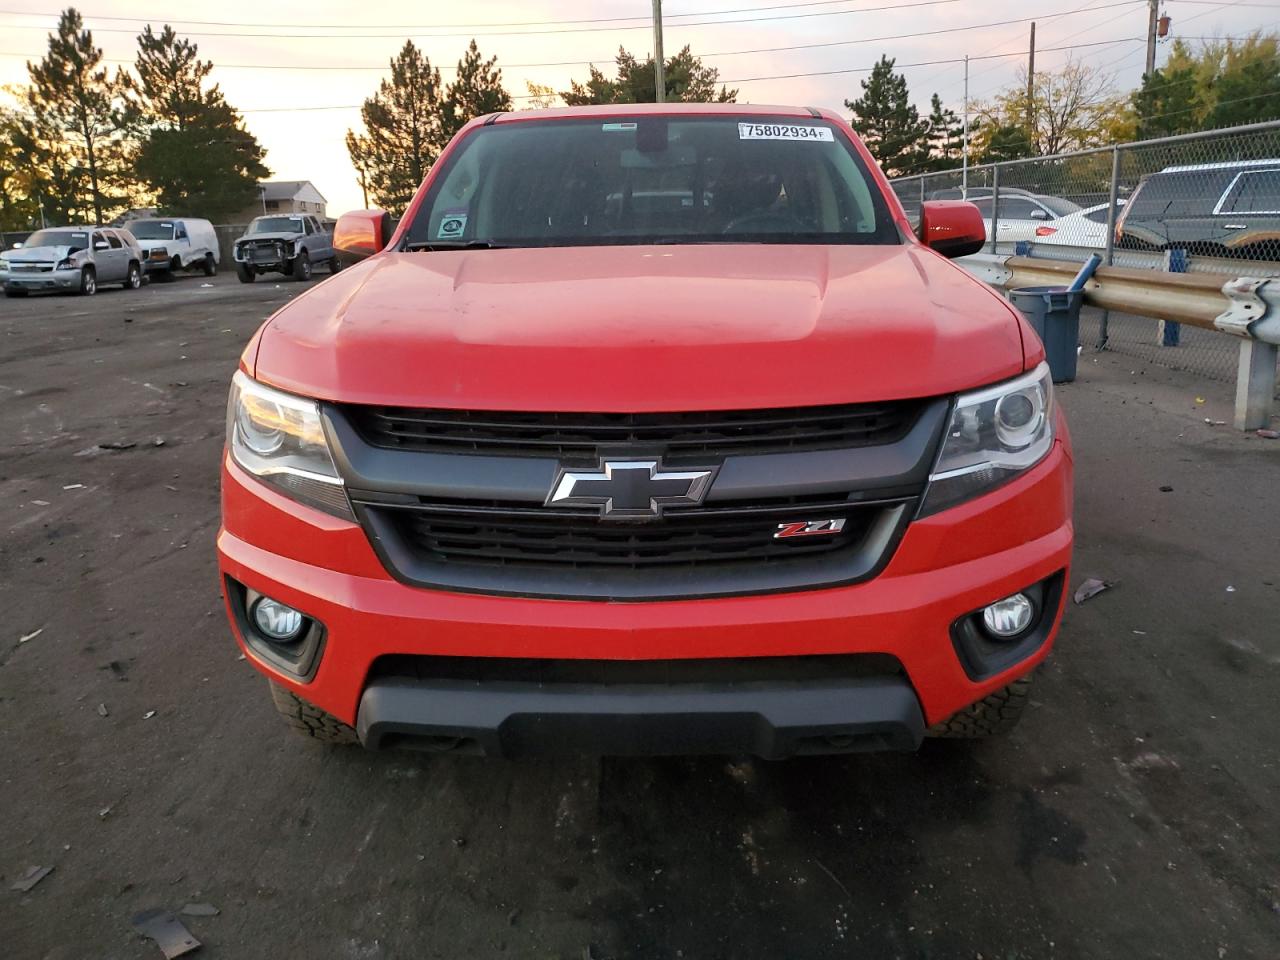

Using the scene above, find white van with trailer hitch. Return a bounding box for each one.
[125,218,220,280]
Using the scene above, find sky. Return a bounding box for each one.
[0,0,1275,216]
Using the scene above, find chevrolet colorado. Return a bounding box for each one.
[218,104,1073,757]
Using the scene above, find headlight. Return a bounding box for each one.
[919,362,1055,516]
[56,258,73,270]
[226,371,354,520]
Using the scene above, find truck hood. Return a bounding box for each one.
[254,244,1031,410]
[5,245,76,264]
[238,232,302,244]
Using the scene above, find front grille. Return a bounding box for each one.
[345,400,924,459]
[377,497,888,571]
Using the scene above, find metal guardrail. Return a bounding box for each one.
[957,251,1280,429]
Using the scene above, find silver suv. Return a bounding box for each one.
[1,226,145,297]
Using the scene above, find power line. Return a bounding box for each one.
[719,38,1147,84]
[0,0,957,31]
[0,0,966,39]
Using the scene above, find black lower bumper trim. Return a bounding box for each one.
[356,677,925,758]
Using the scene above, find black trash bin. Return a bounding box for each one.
[1008,286,1083,383]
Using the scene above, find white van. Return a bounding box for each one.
[125,218,220,279]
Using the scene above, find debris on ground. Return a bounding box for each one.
[1226,586,1236,593]
[179,902,220,917]
[98,806,112,819]
[153,438,166,447]
[1203,418,1226,426]
[143,710,156,720]
[199,283,214,288]
[11,865,54,892]
[97,703,109,717]
[131,908,202,958]
[31,499,49,506]
[62,484,85,490]
[18,628,44,644]
[98,441,137,451]
[1257,429,1279,440]
[1159,485,1173,492]
[1073,578,1113,604]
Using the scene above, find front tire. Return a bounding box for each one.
[329,256,342,274]
[927,674,1033,738]
[123,262,142,290]
[292,252,312,282]
[236,263,255,284]
[79,267,96,296]
[202,253,217,277]
[269,682,357,744]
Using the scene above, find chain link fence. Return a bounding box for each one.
[891,120,1280,390]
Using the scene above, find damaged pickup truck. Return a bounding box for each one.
[233,214,338,283]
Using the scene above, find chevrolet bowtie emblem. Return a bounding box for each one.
[546,459,719,518]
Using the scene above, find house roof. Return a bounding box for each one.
[259,180,327,202]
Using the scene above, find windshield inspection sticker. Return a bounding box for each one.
[437,212,468,239]
[738,122,833,142]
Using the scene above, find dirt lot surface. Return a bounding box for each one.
[2,276,1278,959]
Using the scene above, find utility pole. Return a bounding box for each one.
[1145,0,1159,75]
[652,0,666,103]
[1026,22,1036,132]
[962,55,969,197]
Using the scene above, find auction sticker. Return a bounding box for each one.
[437,211,468,239]
[738,122,833,142]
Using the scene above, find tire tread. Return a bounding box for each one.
[268,682,357,744]
[927,674,1033,738]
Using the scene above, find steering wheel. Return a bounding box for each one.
[720,210,808,235]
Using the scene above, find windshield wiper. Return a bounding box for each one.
[405,239,509,252]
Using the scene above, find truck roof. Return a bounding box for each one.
[485,102,840,126]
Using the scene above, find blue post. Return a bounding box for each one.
[1162,249,1185,346]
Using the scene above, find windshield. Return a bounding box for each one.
[1035,196,1083,217]
[24,229,90,251]
[406,116,898,249]
[128,221,175,240]
[249,217,305,234]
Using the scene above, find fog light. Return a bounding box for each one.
[981,593,1034,638]
[252,597,305,642]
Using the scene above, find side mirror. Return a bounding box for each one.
[94,240,109,251]
[12,242,22,249]
[1029,210,1049,221]
[918,200,985,258]
[333,209,391,262]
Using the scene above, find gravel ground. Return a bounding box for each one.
[1,272,1278,960]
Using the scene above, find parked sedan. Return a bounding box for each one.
[969,194,1082,243]
[1032,200,1126,248]
[1,226,144,297]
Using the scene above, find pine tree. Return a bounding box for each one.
[346,41,445,216]
[561,46,736,105]
[24,7,130,224]
[845,57,929,177]
[125,25,269,220]
[922,93,964,172]
[442,41,512,140]
[980,124,1034,163]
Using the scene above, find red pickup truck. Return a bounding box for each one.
[218,103,1072,757]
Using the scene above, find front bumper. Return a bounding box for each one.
[3,268,79,291]
[218,429,1074,754]
[358,675,924,757]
